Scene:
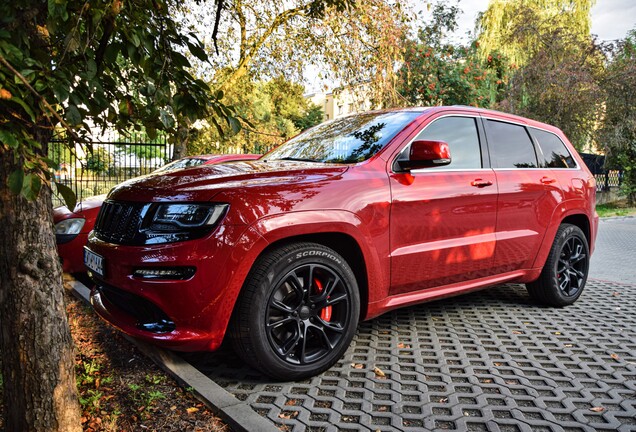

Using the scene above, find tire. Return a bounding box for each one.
[229,242,360,380]
[526,223,589,306]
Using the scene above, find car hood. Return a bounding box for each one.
[108,160,350,202]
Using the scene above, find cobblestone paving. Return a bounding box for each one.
[184,281,636,432]
[590,217,636,283]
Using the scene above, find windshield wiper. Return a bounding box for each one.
[275,157,320,163]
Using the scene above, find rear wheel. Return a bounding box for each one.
[230,242,360,380]
[526,223,589,306]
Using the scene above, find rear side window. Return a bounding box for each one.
[532,129,577,168]
[409,116,482,169]
[486,120,538,168]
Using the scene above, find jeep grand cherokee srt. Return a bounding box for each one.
[86,106,598,379]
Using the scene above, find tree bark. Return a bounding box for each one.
[0,147,81,431]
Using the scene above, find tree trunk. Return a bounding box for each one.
[0,148,81,431]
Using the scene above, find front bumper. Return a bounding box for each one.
[86,224,263,351]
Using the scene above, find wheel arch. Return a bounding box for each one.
[532,201,593,270]
[253,232,370,321]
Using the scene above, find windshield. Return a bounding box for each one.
[154,157,207,173]
[265,111,421,163]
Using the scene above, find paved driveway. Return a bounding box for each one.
[184,218,636,432]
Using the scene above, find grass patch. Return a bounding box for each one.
[596,201,636,218]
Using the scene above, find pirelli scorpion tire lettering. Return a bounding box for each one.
[230,242,360,380]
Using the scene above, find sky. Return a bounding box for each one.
[450,0,636,42]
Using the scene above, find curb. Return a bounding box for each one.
[70,280,278,432]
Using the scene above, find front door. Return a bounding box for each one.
[389,115,498,295]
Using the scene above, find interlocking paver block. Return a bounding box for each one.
[183,280,636,431]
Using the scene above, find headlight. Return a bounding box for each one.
[151,204,228,230]
[140,203,229,244]
[55,218,86,244]
[55,218,86,235]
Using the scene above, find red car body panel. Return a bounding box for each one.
[53,154,261,273]
[85,107,598,352]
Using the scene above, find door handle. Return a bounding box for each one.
[540,176,556,185]
[471,179,493,188]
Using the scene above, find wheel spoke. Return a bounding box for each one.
[270,299,295,314]
[286,271,305,298]
[326,292,348,306]
[267,316,296,329]
[570,252,586,265]
[314,325,336,349]
[559,274,570,292]
[318,318,344,334]
[280,327,302,356]
[299,325,309,363]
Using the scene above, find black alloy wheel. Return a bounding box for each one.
[266,263,350,365]
[556,235,587,297]
[526,223,589,306]
[230,242,360,380]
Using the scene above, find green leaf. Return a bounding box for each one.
[41,156,60,170]
[0,130,19,149]
[55,182,77,210]
[159,109,174,129]
[10,96,37,122]
[86,59,97,79]
[229,116,241,135]
[8,169,24,194]
[66,105,81,125]
[21,174,41,201]
[215,90,224,100]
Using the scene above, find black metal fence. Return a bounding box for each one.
[49,133,170,208]
[579,153,623,192]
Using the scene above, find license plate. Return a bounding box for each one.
[84,247,105,277]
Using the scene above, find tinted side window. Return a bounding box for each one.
[532,129,576,168]
[412,116,482,169]
[487,120,538,168]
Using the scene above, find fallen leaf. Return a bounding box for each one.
[352,363,364,369]
[612,292,620,296]
[170,406,177,411]
[610,353,620,361]
[564,344,573,348]
[554,332,561,335]
[278,411,297,419]
[512,330,522,335]
[186,407,199,414]
[95,378,100,389]
[590,406,605,412]
[373,367,386,377]
[494,362,503,366]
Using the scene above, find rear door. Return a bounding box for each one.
[389,114,498,295]
[483,118,564,273]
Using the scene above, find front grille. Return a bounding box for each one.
[94,201,144,244]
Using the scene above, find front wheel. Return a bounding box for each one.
[230,242,360,380]
[526,223,589,306]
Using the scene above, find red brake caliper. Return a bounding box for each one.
[314,278,332,322]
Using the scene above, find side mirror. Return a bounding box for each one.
[397,140,451,171]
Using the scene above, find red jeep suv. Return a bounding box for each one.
[86,106,598,379]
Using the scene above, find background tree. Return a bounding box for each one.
[495,5,604,150]
[477,0,595,66]
[598,30,636,204]
[182,0,410,111]
[397,1,511,108]
[190,75,323,155]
